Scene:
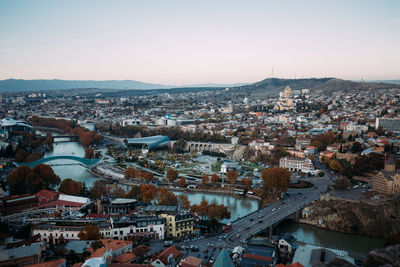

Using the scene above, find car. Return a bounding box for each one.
[204,249,208,253]
[246,226,250,230]
[236,233,240,238]
[223,234,228,239]
[258,220,263,223]
[218,238,222,242]
[209,257,215,263]
[191,246,199,252]
[272,208,277,212]
[250,218,254,221]
[258,214,263,218]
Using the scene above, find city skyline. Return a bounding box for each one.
[1,0,399,85]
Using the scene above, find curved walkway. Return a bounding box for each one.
[14,155,102,168]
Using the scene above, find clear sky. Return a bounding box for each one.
[0,0,399,85]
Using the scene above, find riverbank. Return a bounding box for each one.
[298,195,400,238]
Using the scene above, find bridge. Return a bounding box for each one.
[53,135,79,142]
[170,140,237,152]
[14,155,102,168]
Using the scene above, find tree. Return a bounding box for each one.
[261,167,290,197]
[226,170,238,184]
[332,177,351,190]
[211,174,219,184]
[78,224,102,240]
[143,172,154,184]
[6,164,60,194]
[125,168,135,180]
[177,195,191,210]
[201,174,209,184]
[190,200,209,221]
[125,185,142,201]
[329,159,343,173]
[90,180,107,199]
[85,148,94,159]
[59,178,83,196]
[140,184,158,203]
[105,184,126,198]
[166,169,179,183]
[178,177,186,188]
[157,188,178,206]
[241,178,253,188]
[14,148,28,162]
[44,133,54,146]
[90,240,104,251]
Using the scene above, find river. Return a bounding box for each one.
[174,191,259,223]
[278,221,384,259]
[40,135,259,222]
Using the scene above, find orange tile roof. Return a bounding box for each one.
[91,247,107,258]
[243,254,273,262]
[158,246,182,265]
[26,258,66,267]
[101,239,132,251]
[113,252,137,263]
[181,256,202,267]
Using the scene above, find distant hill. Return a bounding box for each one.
[0,79,171,92]
[0,79,250,93]
[233,77,400,97]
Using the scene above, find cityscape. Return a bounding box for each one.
[1,1,400,267]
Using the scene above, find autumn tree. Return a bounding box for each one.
[140,184,158,203]
[166,169,179,183]
[332,177,351,190]
[90,180,107,199]
[125,168,135,180]
[157,188,178,206]
[190,200,230,222]
[14,148,28,163]
[125,185,142,201]
[226,170,238,184]
[177,195,191,210]
[261,167,290,197]
[6,164,61,194]
[211,174,219,184]
[190,200,209,221]
[201,174,209,184]
[178,177,186,188]
[59,178,83,196]
[44,133,54,146]
[241,178,253,188]
[78,224,102,240]
[143,172,154,184]
[105,184,126,198]
[85,148,94,159]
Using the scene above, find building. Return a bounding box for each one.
[152,246,183,267]
[279,157,317,174]
[122,118,141,126]
[124,135,170,154]
[221,162,242,174]
[0,242,46,266]
[0,118,33,138]
[26,258,66,267]
[111,215,165,240]
[274,86,296,111]
[373,158,400,195]
[33,219,111,244]
[98,197,138,215]
[292,244,354,267]
[376,117,400,133]
[160,213,194,238]
[0,194,38,216]
[239,238,277,267]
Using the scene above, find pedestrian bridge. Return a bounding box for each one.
[14,155,102,168]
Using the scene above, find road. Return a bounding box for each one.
[150,170,335,264]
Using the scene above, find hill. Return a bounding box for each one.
[0,79,171,92]
[232,77,400,97]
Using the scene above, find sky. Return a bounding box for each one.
[0,0,399,85]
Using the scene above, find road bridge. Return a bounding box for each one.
[14,155,102,168]
[53,135,79,142]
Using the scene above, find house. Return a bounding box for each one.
[180,256,202,267]
[0,242,46,266]
[292,244,354,267]
[221,162,242,174]
[160,213,194,238]
[82,248,113,267]
[152,246,183,267]
[99,239,133,258]
[35,190,59,204]
[239,238,277,267]
[112,252,137,264]
[278,233,297,254]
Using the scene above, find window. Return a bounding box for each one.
[44,233,46,236]
[72,234,74,237]
[120,230,123,235]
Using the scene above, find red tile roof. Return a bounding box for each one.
[243,254,273,262]
[158,246,182,265]
[113,252,137,264]
[37,200,84,209]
